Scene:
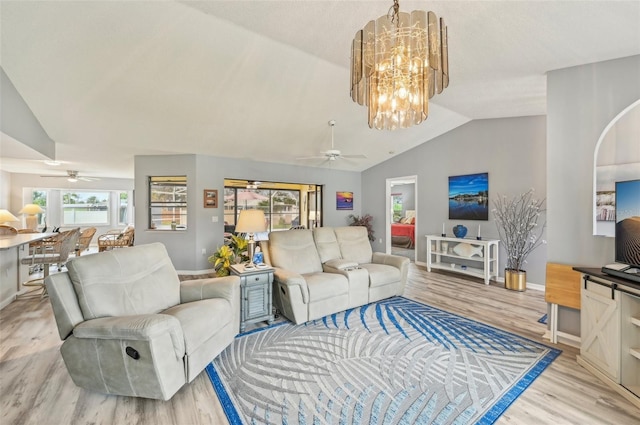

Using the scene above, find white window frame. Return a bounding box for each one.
[61,190,111,226]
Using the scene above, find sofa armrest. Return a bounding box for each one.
[180,276,241,334]
[372,252,410,270]
[323,259,362,277]
[180,276,240,304]
[372,252,410,289]
[273,267,310,303]
[323,259,359,270]
[73,314,185,359]
[46,272,85,340]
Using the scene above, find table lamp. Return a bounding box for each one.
[0,209,20,225]
[235,209,266,268]
[309,210,318,228]
[19,204,44,230]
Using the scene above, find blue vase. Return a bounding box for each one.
[452,225,468,238]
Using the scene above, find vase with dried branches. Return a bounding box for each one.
[492,189,546,291]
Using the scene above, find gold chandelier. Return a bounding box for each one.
[350,0,449,130]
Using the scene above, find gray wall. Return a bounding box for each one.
[547,54,640,335]
[547,55,640,267]
[0,67,55,158]
[363,116,547,284]
[135,154,361,271]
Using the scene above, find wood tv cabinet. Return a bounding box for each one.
[574,267,640,409]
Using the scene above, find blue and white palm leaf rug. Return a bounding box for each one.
[206,297,561,425]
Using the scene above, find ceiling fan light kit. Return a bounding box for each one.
[351,0,449,130]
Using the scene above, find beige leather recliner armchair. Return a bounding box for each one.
[45,242,240,400]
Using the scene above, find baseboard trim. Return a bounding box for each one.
[526,282,545,291]
[495,276,544,292]
[0,294,15,310]
[0,288,33,310]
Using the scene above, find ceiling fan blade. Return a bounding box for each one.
[341,154,367,159]
[296,155,327,160]
[40,173,99,180]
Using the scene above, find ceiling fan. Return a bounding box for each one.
[40,170,100,182]
[297,120,367,163]
[225,179,263,189]
[245,180,262,189]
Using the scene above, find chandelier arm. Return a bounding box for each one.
[388,0,400,24]
[329,120,336,150]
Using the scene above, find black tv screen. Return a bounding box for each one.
[615,179,640,268]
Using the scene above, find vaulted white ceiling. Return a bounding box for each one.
[1,1,639,179]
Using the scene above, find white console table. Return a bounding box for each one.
[426,235,499,285]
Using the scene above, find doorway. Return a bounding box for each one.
[386,176,418,262]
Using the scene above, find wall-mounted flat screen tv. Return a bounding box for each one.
[615,179,640,268]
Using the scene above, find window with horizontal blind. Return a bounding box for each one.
[149,176,187,230]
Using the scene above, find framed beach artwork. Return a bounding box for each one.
[448,172,489,220]
[336,191,354,210]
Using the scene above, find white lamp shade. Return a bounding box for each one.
[19,204,43,230]
[0,209,19,224]
[235,210,267,234]
[19,204,44,215]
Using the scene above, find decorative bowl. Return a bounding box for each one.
[452,225,468,238]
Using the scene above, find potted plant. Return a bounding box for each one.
[347,213,375,242]
[208,234,249,276]
[492,189,546,291]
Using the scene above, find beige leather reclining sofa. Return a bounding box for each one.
[263,226,409,324]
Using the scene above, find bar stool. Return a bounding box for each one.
[21,228,80,297]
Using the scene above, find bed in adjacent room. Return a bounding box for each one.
[391,210,415,248]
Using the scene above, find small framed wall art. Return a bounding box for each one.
[204,189,218,208]
[595,190,615,221]
[336,191,353,210]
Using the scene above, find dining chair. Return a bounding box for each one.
[75,227,97,256]
[21,228,80,297]
[0,224,18,235]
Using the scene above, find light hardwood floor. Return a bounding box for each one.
[1,264,639,425]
